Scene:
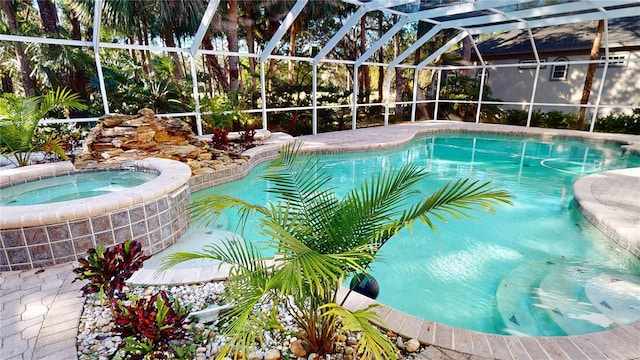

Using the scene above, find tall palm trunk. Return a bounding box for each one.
[2,0,35,96]
[377,12,384,102]
[576,20,605,130]
[267,18,280,91]
[288,21,298,86]
[69,9,82,40]
[393,16,403,121]
[242,3,257,107]
[359,16,370,103]
[36,0,59,34]
[414,21,431,119]
[2,72,14,93]
[227,0,239,93]
[460,36,472,76]
[163,29,185,80]
[203,34,230,93]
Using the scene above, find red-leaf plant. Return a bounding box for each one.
[114,290,191,359]
[73,239,150,314]
[211,128,229,150]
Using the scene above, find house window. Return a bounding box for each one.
[476,69,488,81]
[550,57,569,81]
[519,59,547,69]
[599,53,629,67]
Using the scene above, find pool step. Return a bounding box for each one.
[536,266,611,335]
[495,260,640,336]
[584,274,640,326]
[495,260,565,336]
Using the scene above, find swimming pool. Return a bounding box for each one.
[0,169,158,205]
[182,133,640,336]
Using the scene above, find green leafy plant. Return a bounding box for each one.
[90,55,192,116]
[114,290,192,359]
[503,109,543,127]
[0,88,87,166]
[73,240,150,313]
[201,92,248,133]
[37,122,89,161]
[595,108,640,134]
[161,143,512,358]
[438,75,502,122]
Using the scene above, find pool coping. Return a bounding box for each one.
[132,121,640,359]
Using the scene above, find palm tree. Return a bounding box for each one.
[1,0,36,96]
[36,0,60,34]
[0,88,87,166]
[576,19,605,130]
[162,143,512,357]
[154,0,208,81]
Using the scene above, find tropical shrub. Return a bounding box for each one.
[595,108,640,134]
[90,55,192,116]
[114,290,193,360]
[541,110,577,129]
[201,92,248,133]
[73,240,150,314]
[503,109,580,129]
[37,122,90,162]
[238,122,258,150]
[0,88,87,166]
[211,128,229,150]
[161,143,512,358]
[438,75,502,122]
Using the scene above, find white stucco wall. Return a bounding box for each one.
[483,51,639,118]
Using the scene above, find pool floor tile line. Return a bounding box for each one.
[1,122,640,359]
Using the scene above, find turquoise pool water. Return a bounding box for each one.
[185,133,640,336]
[0,170,158,206]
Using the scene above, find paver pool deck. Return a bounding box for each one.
[2,122,639,359]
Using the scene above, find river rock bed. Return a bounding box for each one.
[76,281,467,360]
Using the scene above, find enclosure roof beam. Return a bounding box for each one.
[465,7,640,35]
[189,0,220,55]
[387,24,442,69]
[260,0,308,63]
[416,31,469,69]
[355,16,410,67]
[0,34,91,47]
[402,0,530,23]
[313,6,368,66]
[438,0,634,31]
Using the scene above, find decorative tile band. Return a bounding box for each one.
[0,186,190,271]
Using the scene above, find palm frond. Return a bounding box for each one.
[39,87,87,118]
[159,235,268,277]
[188,194,268,230]
[260,142,336,220]
[387,179,512,241]
[215,286,273,359]
[321,304,398,359]
[323,164,429,252]
[263,214,374,297]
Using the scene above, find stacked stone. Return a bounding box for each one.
[74,108,248,176]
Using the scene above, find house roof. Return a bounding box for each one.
[474,17,640,58]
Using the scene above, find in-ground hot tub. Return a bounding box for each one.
[0,158,192,270]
